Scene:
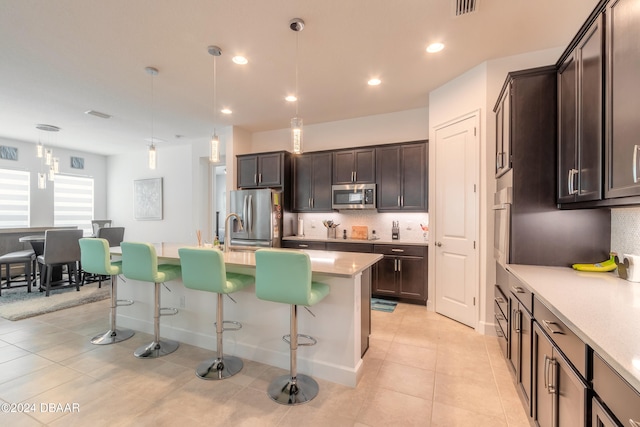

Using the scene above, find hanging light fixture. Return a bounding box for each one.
[36,138,43,158]
[145,66,159,170]
[37,172,46,190]
[289,18,305,154]
[208,45,222,163]
[53,157,60,174]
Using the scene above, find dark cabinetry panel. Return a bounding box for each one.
[372,244,427,303]
[237,152,289,189]
[281,240,326,250]
[376,142,427,212]
[558,15,603,203]
[332,148,376,184]
[293,152,332,212]
[605,0,640,199]
[592,351,640,426]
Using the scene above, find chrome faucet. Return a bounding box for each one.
[224,213,243,253]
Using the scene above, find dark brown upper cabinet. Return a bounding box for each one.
[237,151,290,189]
[332,148,376,184]
[557,14,603,204]
[605,0,640,199]
[376,142,427,212]
[495,81,511,178]
[292,152,333,212]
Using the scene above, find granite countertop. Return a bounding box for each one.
[283,235,429,246]
[506,264,640,393]
[111,243,382,278]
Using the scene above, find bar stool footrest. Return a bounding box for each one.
[159,307,178,316]
[214,320,242,332]
[282,334,317,346]
[116,299,134,307]
[267,373,319,405]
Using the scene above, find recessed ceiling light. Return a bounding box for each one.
[221,108,232,115]
[426,43,445,53]
[368,78,381,86]
[285,95,297,102]
[232,56,248,65]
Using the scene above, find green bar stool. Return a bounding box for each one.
[79,238,134,345]
[255,248,330,405]
[178,247,254,379]
[120,242,182,358]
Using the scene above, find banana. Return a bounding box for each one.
[572,254,617,272]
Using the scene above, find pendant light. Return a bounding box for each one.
[289,18,305,154]
[145,66,159,170]
[208,45,222,163]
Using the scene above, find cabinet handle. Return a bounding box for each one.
[354,171,357,182]
[391,248,405,253]
[511,286,525,294]
[311,198,314,208]
[630,419,640,427]
[393,259,397,271]
[514,309,521,333]
[397,259,401,272]
[568,168,578,195]
[351,171,355,182]
[400,196,404,207]
[259,173,262,183]
[496,313,505,321]
[308,198,311,208]
[299,244,309,248]
[544,355,557,394]
[397,196,401,207]
[495,296,505,304]
[542,319,565,335]
[254,174,257,184]
[633,145,640,184]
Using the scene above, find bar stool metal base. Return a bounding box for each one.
[91,328,135,345]
[196,355,243,380]
[267,374,319,405]
[134,339,179,359]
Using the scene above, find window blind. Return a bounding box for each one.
[54,175,94,235]
[0,169,30,228]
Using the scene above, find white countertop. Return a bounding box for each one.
[111,242,382,278]
[507,264,640,393]
[283,235,429,246]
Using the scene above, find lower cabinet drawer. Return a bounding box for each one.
[494,315,508,358]
[533,296,587,378]
[593,351,640,426]
[281,241,326,250]
[494,284,508,318]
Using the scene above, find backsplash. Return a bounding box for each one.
[297,211,429,243]
[611,207,640,257]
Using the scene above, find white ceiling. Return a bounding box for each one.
[0,0,599,156]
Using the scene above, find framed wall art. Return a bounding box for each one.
[133,177,163,220]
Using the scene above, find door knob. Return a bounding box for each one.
[435,242,442,247]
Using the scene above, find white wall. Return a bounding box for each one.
[250,108,429,153]
[0,136,108,226]
[427,47,564,334]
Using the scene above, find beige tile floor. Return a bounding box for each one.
[0,299,530,426]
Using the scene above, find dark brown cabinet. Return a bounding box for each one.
[237,151,289,189]
[495,80,511,177]
[592,351,640,427]
[281,240,326,250]
[533,322,587,427]
[372,244,427,303]
[332,148,376,184]
[557,15,603,204]
[605,0,640,199]
[292,152,332,212]
[508,293,533,415]
[376,142,427,212]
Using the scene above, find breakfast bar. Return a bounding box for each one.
[110,243,382,387]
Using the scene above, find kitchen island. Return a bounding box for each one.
[110,243,382,387]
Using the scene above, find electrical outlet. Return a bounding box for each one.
[179,296,186,308]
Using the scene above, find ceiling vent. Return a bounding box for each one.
[84,110,112,119]
[454,0,477,16]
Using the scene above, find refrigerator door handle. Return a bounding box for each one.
[247,194,253,233]
[242,195,248,230]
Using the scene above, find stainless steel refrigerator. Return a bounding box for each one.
[229,188,294,248]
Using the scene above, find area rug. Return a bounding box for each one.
[371,298,398,313]
[0,282,109,321]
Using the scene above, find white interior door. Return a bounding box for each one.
[433,114,478,327]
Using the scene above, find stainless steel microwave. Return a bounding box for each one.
[331,183,376,210]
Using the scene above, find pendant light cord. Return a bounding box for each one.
[150,72,154,145]
[295,31,299,117]
[213,53,217,135]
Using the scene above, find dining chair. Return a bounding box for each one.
[91,219,112,237]
[37,229,83,296]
